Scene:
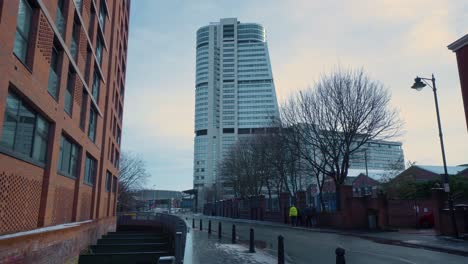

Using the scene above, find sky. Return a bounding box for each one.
[122,0,468,191]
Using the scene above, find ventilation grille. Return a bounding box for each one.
[51,186,74,225]
[0,172,42,235]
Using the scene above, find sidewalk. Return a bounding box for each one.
[187,214,468,257]
[183,220,281,264]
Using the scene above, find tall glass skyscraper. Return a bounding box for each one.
[193,18,280,195]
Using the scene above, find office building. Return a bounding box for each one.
[0,0,130,261]
[349,139,405,171]
[193,18,280,191]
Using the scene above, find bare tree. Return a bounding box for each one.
[219,137,268,199]
[282,68,402,210]
[117,152,150,211]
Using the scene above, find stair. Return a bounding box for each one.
[79,230,172,264]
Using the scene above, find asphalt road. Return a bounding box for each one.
[189,215,468,264]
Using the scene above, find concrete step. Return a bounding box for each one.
[103,233,169,239]
[97,237,169,245]
[78,252,170,264]
[90,243,171,254]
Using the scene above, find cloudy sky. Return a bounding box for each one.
[122,0,468,191]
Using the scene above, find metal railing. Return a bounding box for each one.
[117,212,187,264]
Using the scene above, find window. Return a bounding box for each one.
[56,0,66,37]
[105,171,112,192]
[98,0,107,31]
[48,43,60,99]
[70,18,79,60]
[88,107,97,142]
[88,7,95,36]
[91,70,100,101]
[116,127,121,144]
[13,0,33,64]
[79,91,87,129]
[74,0,82,12]
[84,154,97,185]
[96,35,103,66]
[0,92,50,164]
[114,149,119,168]
[57,135,80,178]
[64,70,75,115]
[112,176,117,193]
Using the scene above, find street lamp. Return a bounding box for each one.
[411,74,458,238]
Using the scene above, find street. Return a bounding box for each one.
[185,215,468,264]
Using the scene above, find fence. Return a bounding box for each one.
[117,212,187,264]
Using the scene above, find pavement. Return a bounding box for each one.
[182,214,468,264]
[185,226,279,264]
[190,214,468,256]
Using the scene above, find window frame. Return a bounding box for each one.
[0,91,50,166]
[84,153,97,185]
[87,106,97,142]
[13,0,34,65]
[57,135,80,179]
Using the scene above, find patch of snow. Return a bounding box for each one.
[215,243,280,264]
[0,220,93,240]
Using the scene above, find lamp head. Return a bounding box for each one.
[411,77,426,91]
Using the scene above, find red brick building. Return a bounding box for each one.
[0,0,129,261]
[448,34,468,131]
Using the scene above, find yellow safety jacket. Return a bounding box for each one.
[289,206,298,217]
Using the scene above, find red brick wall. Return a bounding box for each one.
[0,0,130,236]
[454,45,468,131]
[0,157,43,234]
[0,216,116,264]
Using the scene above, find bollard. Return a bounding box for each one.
[232,224,236,244]
[192,218,195,229]
[278,235,284,264]
[208,220,212,234]
[335,247,345,264]
[200,219,203,231]
[218,222,222,239]
[175,232,182,264]
[249,228,255,253]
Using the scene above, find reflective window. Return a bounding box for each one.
[64,70,74,115]
[88,107,97,142]
[48,44,60,99]
[84,154,97,185]
[13,0,33,64]
[92,70,100,101]
[58,135,80,177]
[1,93,50,164]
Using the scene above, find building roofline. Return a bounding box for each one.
[448,34,468,52]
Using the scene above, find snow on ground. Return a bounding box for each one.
[0,220,92,240]
[214,243,279,264]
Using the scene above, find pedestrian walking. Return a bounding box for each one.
[311,206,317,227]
[304,206,312,227]
[289,205,298,226]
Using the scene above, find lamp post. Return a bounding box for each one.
[411,74,458,238]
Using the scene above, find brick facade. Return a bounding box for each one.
[0,0,130,238]
[448,34,468,131]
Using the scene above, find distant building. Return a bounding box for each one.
[134,190,183,210]
[448,34,468,131]
[193,18,280,192]
[349,139,404,171]
[392,165,468,183]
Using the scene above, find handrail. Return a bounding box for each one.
[117,212,187,264]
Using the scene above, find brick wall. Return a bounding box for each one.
[0,0,130,239]
[454,45,468,131]
[0,216,116,264]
